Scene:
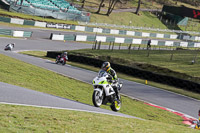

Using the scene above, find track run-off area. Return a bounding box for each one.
[0,26,200,121]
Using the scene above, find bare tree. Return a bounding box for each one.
[135,0,141,15]
[96,0,105,14]
[81,0,86,8]
[106,0,121,16]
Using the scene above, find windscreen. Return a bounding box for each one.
[98,70,107,78]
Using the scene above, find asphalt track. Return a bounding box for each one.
[0,30,200,119]
[0,82,138,119]
[0,25,183,43]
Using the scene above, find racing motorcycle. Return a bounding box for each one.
[4,44,14,51]
[195,121,200,130]
[55,55,67,65]
[92,70,122,111]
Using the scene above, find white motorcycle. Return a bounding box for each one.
[92,70,122,111]
[4,43,14,51]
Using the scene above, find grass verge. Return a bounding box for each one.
[0,53,187,126]
[0,104,198,132]
[69,49,200,80]
[19,50,200,100]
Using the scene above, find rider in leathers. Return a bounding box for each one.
[101,62,120,101]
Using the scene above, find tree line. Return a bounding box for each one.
[81,0,200,16]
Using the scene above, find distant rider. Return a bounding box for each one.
[58,52,68,61]
[101,62,120,101]
[196,109,200,129]
[5,43,15,50]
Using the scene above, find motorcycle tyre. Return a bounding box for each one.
[92,90,103,107]
[62,61,66,65]
[110,97,121,112]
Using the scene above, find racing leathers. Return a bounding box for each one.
[107,68,120,101]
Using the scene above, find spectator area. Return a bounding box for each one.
[5,0,81,14]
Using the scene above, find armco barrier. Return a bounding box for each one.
[23,31,32,37]
[51,34,200,48]
[47,51,200,93]
[1,15,200,41]
[0,28,32,37]
[0,29,12,36]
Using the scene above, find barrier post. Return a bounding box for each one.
[94,40,97,50]
[112,42,114,51]
[109,42,111,50]
[138,45,140,50]
[119,43,121,50]
[128,44,132,54]
[98,41,101,50]
[170,48,174,60]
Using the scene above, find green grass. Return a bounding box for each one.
[69,49,200,78]
[90,11,168,29]
[19,50,200,100]
[0,104,198,133]
[0,53,188,126]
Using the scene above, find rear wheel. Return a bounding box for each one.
[62,61,66,65]
[55,57,59,64]
[92,90,103,107]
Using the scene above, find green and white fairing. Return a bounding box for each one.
[92,70,115,96]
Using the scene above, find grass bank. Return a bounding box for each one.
[0,104,197,132]
[0,53,186,125]
[19,51,200,100]
[69,49,200,80]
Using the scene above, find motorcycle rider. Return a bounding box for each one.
[57,52,68,61]
[196,109,200,129]
[101,62,121,101]
[5,43,15,50]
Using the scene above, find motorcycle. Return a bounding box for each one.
[192,120,200,130]
[195,122,200,130]
[92,70,122,111]
[55,55,67,65]
[4,44,14,51]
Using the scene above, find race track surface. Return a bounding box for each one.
[0,82,138,119]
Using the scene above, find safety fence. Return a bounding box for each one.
[50,34,200,48]
[1,16,200,41]
[46,51,200,93]
[0,28,32,37]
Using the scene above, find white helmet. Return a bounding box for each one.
[64,52,67,55]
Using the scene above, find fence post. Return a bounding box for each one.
[98,41,101,50]
[170,48,174,61]
[109,42,111,50]
[119,43,121,50]
[92,43,94,50]
[138,45,140,50]
[128,44,132,54]
[94,40,97,50]
[147,48,150,57]
[112,42,115,51]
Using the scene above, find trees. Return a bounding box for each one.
[106,0,121,16]
[96,0,105,14]
[96,0,122,16]
[135,0,141,15]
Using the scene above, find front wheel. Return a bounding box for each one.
[110,98,121,112]
[92,90,103,107]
